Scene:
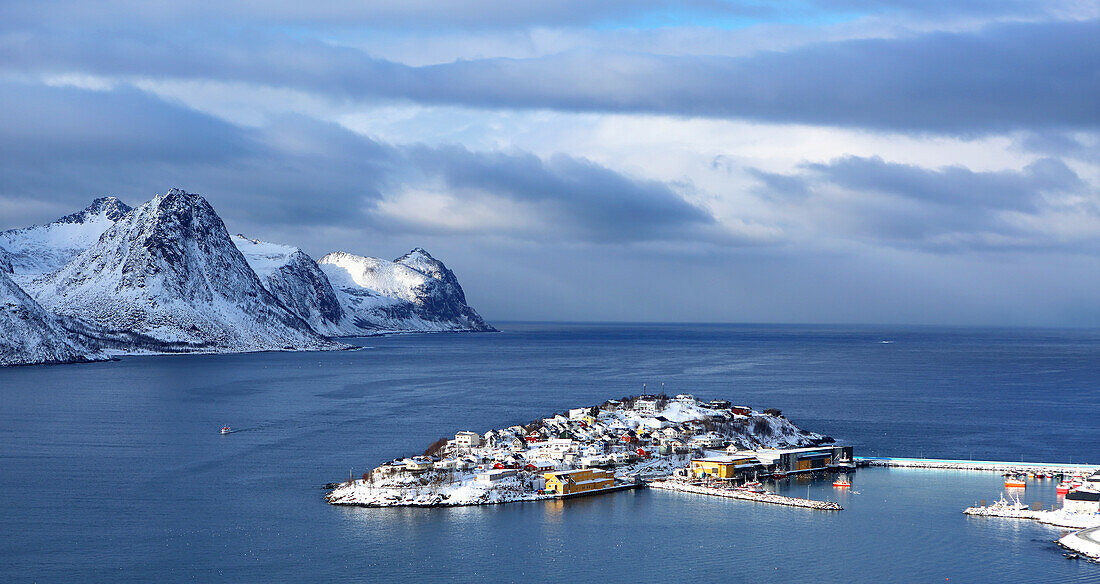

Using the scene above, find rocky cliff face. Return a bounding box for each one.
[318,249,495,334]
[0,245,12,274]
[25,189,343,353]
[0,197,131,278]
[0,269,107,366]
[232,235,345,336]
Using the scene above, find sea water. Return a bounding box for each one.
[2,323,1099,582]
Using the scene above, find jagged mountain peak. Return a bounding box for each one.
[397,247,434,261]
[56,196,132,224]
[26,190,342,353]
[318,248,495,333]
[0,196,132,277]
[233,234,344,335]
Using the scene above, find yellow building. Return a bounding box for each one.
[543,468,615,495]
[689,456,760,479]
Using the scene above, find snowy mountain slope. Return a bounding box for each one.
[0,245,12,273]
[232,235,345,336]
[0,197,131,278]
[25,189,345,353]
[318,250,495,334]
[0,268,108,366]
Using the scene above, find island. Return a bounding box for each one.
[326,394,851,508]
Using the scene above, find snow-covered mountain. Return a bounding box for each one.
[24,189,344,354]
[0,197,131,278]
[232,235,345,336]
[1,268,107,366]
[0,245,12,274]
[318,249,496,334]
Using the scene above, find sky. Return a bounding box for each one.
[1,1,1100,326]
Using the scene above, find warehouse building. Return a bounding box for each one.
[689,455,763,479]
[543,469,615,495]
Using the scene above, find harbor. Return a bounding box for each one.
[325,393,1099,564]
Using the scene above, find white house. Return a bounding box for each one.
[404,457,434,472]
[569,408,590,420]
[635,397,659,413]
[674,394,697,404]
[476,469,517,484]
[454,431,480,448]
[1063,490,1100,514]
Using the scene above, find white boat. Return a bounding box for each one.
[736,480,765,493]
[221,426,231,435]
[828,454,857,471]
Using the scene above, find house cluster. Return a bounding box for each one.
[362,393,831,498]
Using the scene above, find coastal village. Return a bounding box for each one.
[325,392,1100,561]
[326,394,853,509]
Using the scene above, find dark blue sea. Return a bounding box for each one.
[2,323,1100,582]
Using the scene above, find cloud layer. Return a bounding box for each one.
[2,2,1100,325]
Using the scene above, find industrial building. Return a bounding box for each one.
[740,446,855,474]
[543,468,615,495]
[690,455,762,479]
[1064,490,1100,514]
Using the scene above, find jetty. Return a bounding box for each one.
[857,456,1097,475]
[648,479,843,510]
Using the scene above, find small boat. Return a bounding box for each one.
[737,481,765,493]
[771,471,787,479]
[220,426,231,435]
[1005,477,1026,488]
[1056,481,1073,494]
[833,478,851,488]
[1064,553,1079,560]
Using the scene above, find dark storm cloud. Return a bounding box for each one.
[802,156,1083,212]
[3,18,1097,134]
[0,81,713,244]
[404,145,714,242]
[749,155,1091,251]
[1017,132,1100,164]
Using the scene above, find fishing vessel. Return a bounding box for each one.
[828,454,857,471]
[833,478,851,488]
[1004,476,1026,488]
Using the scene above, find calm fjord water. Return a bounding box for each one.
[2,323,1100,582]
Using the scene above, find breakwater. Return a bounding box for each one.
[1059,527,1100,561]
[963,497,1100,530]
[857,456,1097,475]
[648,479,843,510]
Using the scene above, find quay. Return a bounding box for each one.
[648,479,843,510]
[856,456,1097,475]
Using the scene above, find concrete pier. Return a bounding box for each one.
[856,456,1097,475]
[648,479,843,510]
